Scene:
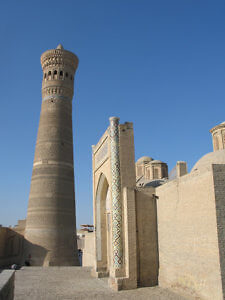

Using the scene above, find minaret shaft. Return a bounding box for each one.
[24,45,79,266]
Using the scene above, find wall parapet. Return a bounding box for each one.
[0,270,15,300]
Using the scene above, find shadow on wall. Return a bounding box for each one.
[135,188,159,287]
[23,239,47,266]
[0,228,47,267]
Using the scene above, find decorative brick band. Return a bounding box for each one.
[33,160,73,168]
[42,86,73,101]
[42,95,72,102]
[109,116,123,270]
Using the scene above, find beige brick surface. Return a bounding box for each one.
[156,169,223,299]
[136,187,158,287]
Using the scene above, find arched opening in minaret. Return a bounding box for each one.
[48,71,51,80]
[53,70,57,79]
[95,173,111,276]
[59,70,63,79]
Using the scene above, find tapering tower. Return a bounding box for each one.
[24,44,79,266]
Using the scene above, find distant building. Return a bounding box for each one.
[136,156,168,187]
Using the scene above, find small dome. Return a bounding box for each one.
[150,160,163,164]
[137,178,167,188]
[210,121,225,133]
[144,179,167,188]
[136,156,153,164]
[56,44,64,50]
[191,149,225,173]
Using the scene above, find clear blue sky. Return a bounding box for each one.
[0,1,225,228]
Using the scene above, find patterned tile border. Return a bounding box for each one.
[109,117,123,269]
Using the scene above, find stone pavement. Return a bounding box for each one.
[14,267,193,300]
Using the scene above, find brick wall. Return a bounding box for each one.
[156,169,223,299]
[82,232,95,267]
[212,164,225,299]
[0,228,24,267]
[135,187,158,287]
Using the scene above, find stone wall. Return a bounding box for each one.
[13,220,26,236]
[119,122,136,189]
[0,270,15,300]
[122,187,137,289]
[82,232,95,267]
[0,228,7,259]
[156,168,223,299]
[135,187,158,287]
[0,228,24,267]
[212,164,225,298]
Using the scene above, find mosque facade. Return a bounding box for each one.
[91,119,225,299]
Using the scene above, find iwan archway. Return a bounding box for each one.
[92,117,138,290]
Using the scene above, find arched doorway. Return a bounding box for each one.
[95,173,111,276]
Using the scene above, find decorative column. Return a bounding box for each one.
[109,117,123,273]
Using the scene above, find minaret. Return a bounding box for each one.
[24,44,79,266]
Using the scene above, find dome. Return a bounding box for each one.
[136,156,153,164]
[210,121,225,133]
[56,44,64,50]
[191,149,225,173]
[136,178,167,188]
[144,179,167,188]
[150,160,163,164]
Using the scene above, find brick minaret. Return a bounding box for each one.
[24,44,79,266]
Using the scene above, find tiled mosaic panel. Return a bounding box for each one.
[109,117,123,269]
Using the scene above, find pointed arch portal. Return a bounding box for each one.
[95,173,111,274]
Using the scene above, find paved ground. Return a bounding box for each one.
[14,267,193,300]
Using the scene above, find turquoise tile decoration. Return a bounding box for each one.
[109,117,123,269]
